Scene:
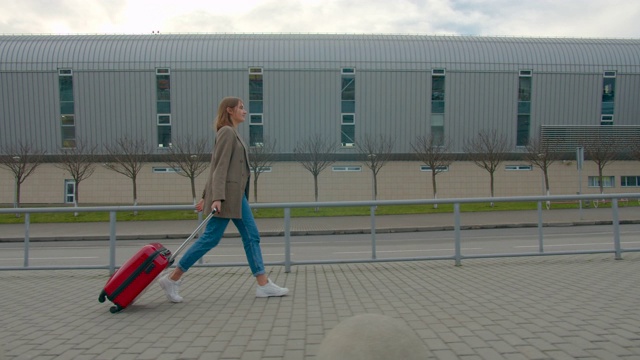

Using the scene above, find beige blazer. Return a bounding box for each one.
[201,126,250,219]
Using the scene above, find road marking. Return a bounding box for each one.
[516,241,640,248]
[0,256,99,261]
[335,248,482,254]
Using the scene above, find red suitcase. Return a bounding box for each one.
[99,213,213,313]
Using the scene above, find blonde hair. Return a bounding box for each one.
[215,97,242,131]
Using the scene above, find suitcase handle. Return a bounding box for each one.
[169,209,216,264]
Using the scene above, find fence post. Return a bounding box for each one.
[612,198,622,260]
[24,213,30,268]
[537,201,544,253]
[284,208,291,273]
[370,206,377,260]
[454,203,462,266]
[109,211,117,275]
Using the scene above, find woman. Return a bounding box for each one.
[158,97,289,302]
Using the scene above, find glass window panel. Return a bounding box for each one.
[431,114,444,126]
[342,114,355,124]
[249,78,263,101]
[601,102,614,115]
[602,78,615,102]
[61,127,75,148]
[250,114,263,124]
[517,115,530,146]
[341,77,355,100]
[250,125,264,146]
[341,100,355,113]
[432,76,445,100]
[157,126,172,147]
[157,101,171,113]
[431,126,444,146]
[621,176,638,187]
[59,76,74,101]
[588,176,615,188]
[341,124,355,146]
[249,101,263,113]
[157,75,170,101]
[431,101,445,113]
[61,115,75,126]
[518,77,532,101]
[518,101,531,114]
[157,115,171,125]
[60,102,75,114]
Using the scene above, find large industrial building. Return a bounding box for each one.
[1,34,639,206]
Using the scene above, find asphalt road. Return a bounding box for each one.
[2,224,639,269]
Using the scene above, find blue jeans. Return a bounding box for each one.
[177,196,265,276]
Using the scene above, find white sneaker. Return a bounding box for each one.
[256,279,289,298]
[158,274,183,303]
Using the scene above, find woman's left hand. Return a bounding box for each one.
[195,199,205,212]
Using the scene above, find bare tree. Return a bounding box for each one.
[55,139,98,215]
[411,134,452,208]
[103,137,151,212]
[248,137,278,204]
[163,135,210,205]
[293,134,337,209]
[524,135,562,199]
[629,135,640,162]
[463,129,512,206]
[356,133,394,201]
[0,142,46,214]
[582,130,620,195]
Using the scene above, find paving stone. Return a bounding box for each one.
[1,254,640,359]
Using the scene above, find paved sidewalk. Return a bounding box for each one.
[1,207,640,359]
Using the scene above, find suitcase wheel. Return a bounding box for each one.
[98,290,107,303]
[110,304,123,314]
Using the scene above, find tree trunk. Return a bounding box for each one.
[489,172,495,207]
[314,174,319,212]
[74,182,79,217]
[132,178,138,216]
[431,171,438,209]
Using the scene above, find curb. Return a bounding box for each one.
[2,219,637,243]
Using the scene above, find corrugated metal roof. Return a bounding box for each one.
[1,34,639,71]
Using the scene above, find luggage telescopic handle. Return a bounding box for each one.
[169,209,216,264]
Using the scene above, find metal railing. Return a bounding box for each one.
[1,193,639,274]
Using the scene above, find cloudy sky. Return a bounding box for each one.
[1,0,639,38]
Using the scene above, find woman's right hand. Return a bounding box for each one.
[212,200,222,214]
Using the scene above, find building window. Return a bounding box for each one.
[59,69,76,148]
[420,165,449,172]
[505,165,532,171]
[332,166,361,172]
[601,71,616,117]
[588,176,615,188]
[152,167,181,173]
[341,68,356,113]
[250,114,264,146]
[249,68,264,146]
[431,69,445,146]
[251,166,272,173]
[64,179,76,203]
[341,114,355,147]
[156,68,171,148]
[621,176,640,187]
[517,71,532,146]
[249,67,263,113]
[157,115,172,148]
[341,68,356,147]
[601,115,614,126]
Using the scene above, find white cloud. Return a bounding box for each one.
[0,0,639,37]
